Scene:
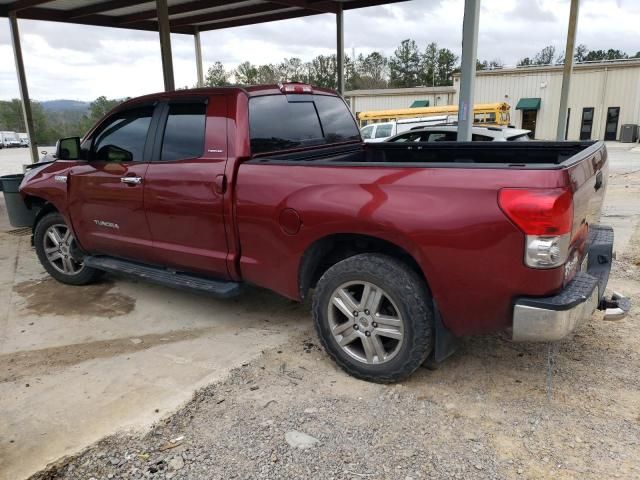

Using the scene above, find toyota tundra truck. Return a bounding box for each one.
[18,83,630,382]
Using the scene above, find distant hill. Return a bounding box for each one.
[41,100,90,112]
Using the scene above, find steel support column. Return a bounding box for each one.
[9,12,38,163]
[194,27,204,87]
[556,0,579,140]
[156,0,174,91]
[457,0,480,141]
[336,3,344,96]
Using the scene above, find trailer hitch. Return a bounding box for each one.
[598,291,631,321]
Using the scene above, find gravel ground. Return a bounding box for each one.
[30,250,640,479]
[26,172,640,480]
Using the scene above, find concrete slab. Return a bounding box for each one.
[0,215,308,480]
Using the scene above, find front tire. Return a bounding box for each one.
[34,212,103,285]
[312,253,434,383]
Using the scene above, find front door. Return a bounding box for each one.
[68,104,157,263]
[143,96,230,279]
[604,107,620,141]
[580,107,594,140]
[521,110,537,138]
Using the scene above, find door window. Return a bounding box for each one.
[160,103,207,161]
[92,106,154,162]
[580,107,594,140]
[605,107,620,141]
[374,124,393,138]
[361,125,374,139]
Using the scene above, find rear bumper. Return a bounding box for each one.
[512,225,629,342]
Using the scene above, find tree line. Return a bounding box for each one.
[1,41,635,145]
[0,96,123,145]
[206,39,464,90]
[518,44,639,67]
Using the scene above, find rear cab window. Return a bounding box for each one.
[249,94,360,155]
[160,102,207,161]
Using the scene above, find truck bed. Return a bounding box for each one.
[251,140,600,169]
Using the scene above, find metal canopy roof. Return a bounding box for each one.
[0,0,409,34]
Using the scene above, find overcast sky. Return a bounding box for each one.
[0,0,638,101]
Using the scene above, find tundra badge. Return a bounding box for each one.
[93,220,120,229]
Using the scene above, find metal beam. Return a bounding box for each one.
[196,9,316,31]
[556,0,579,140]
[169,4,288,28]
[194,27,204,87]
[9,12,38,163]
[268,0,338,14]
[336,2,344,95]
[456,0,480,142]
[156,0,175,91]
[67,0,142,19]
[6,0,52,13]
[117,0,246,24]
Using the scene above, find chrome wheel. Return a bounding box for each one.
[328,281,405,365]
[43,223,84,275]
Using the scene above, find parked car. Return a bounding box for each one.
[361,115,454,142]
[18,133,30,147]
[0,131,21,148]
[18,83,629,382]
[387,125,531,142]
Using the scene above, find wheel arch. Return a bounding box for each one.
[298,232,431,301]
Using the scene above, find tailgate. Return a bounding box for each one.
[565,141,608,236]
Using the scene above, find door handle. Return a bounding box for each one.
[121,176,143,185]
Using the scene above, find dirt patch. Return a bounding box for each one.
[0,327,218,383]
[13,277,136,318]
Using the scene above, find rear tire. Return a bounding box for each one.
[312,253,434,383]
[34,212,103,286]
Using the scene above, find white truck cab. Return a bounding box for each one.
[361,115,454,143]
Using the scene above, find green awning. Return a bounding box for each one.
[515,98,541,110]
[410,100,430,108]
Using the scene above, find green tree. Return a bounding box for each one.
[574,44,588,62]
[256,64,280,84]
[420,42,438,86]
[308,54,337,89]
[534,45,557,65]
[389,39,420,87]
[278,57,307,82]
[436,47,458,85]
[234,61,259,85]
[205,61,230,86]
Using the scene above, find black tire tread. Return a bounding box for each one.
[312,253,433,383]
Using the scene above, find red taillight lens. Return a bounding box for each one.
[498,188,573,236]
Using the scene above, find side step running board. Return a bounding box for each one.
[84,256,242,298]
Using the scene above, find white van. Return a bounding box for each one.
[360,115,455,143]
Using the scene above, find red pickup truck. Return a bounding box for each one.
[19,83,629,382]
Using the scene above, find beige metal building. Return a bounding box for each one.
[345,60,640,141]
[345,86,457,115]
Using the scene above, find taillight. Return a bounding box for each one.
[278,82,313,94]
[499,188,574,269]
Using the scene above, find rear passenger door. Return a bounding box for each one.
[143,96,230,279]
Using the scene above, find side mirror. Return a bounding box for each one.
[56,137,81,160]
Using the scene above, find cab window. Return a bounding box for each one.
[374,124,393,138]
[361,125,374,139]
[160,103,206,161]
[92,106,154,162]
